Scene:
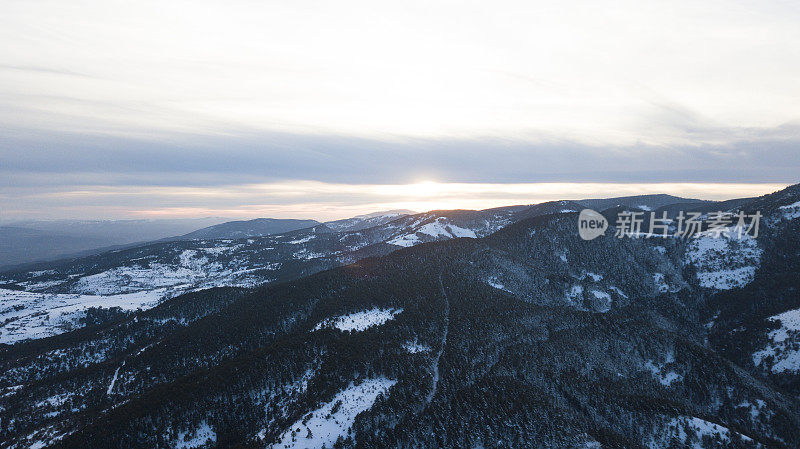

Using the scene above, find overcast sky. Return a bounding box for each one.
[1,0,798,220]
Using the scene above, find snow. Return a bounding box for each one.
[174,421,216,449]
[752,307,800,373]
[736,399,767,420]
[270,377,396,449]
[779,200,800,219]
[388,218,477,247]
[609,286,628,299]
[36,392,73,409]
[107,362,124,395]
[313,308,402,332]
[199,244,243,255]
[486,277,508,291]
[74,262,212,295]
[566,285,584,304]
[652,273,669,293]
[292,249,326,260]
[582,272,603,281]
[69,247,272,295]
[287,235,315,244]
[0,288,167,344]
[402,341,431,353]
[684,227,762,290]
[590,290,610,300]
[654,416,752,449]
[696,267,757,290]
[643,352,682,386]
[588,289,612,312]
[387,233,420,247]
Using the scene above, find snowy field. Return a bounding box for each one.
[388,217,478,247]
[270,377,396,449]
[684,227,762,290]
[753,307,800,373]
[0,288,168,344]
[74,249,270,295]
[172,421,216,449]
[652,416,752,449]
[313,308,402,332]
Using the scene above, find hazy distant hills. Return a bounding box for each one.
[0,218,230,269]
[0,193,751,345]
[0,226,108,269]
[0,194,757,269]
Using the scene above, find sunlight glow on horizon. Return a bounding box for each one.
[3,181,788,222]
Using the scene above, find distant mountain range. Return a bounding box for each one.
[1,195,734,269]
[173,218,320,241]
[1,184,798,449]
[0,192,762,344]
[0,218,231,269]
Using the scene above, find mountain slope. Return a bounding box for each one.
[0,193,752,346]
[175,218,321,240]
[324,210,415,232]
[2,185,799,448]
[0,205,566,344]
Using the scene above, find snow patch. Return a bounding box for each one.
[684,227,762,290]
[313,308,402,332]
[643,352,682,386]
[287,235,315,244]
[652,273,669,293]
[387,233,420,247]
[779,200,800,219]
[566,285,584,304]
[107,362,124,395]
[173,421,216,449]
[402,341,431,353]
[653,416,751,449]
[486,277,509,291]
[270,377,396,449]
[0,288,167,344]
[582,272,603,282]
[753,307,800,373]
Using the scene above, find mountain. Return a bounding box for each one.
[325,210,415,233]
[174,218,321,240]
[0,206,545,344]
[578,193,706,212]
[0,200,634,345]
[0,195,712,345]
[0,218,230,269]
[0,226,108,270]
[0,185,798,448]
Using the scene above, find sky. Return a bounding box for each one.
[1,0,799,221]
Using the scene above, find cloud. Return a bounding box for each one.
[2,126,798,187]
[0,125,797,220]
[1,0,799,219]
